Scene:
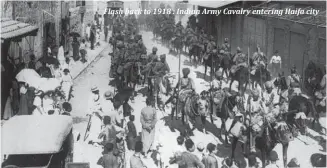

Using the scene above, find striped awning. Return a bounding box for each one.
[1,18,38,42]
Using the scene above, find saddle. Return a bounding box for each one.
[179,89,194,103]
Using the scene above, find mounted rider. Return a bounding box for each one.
[230,47,248,74]
[245,89,265,153]
[262,81,280,122]
[251,45,267,75]
[176,68,196,116]
[148,47,158,63]
[203,35,217,61]
[211,71,227,114]
[221,38,230,54]
[287,66,302,99]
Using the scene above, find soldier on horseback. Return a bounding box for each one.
[222,38,230,54]
[287,66,302,99]
[148,47,158,63]
[245,89,265,153]
[176,68,196,118]
[230,47,248,75]
[262,81,280,122]
[251,45,267,75]
[211,71,227,114]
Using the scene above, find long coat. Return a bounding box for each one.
[140,106,157,153]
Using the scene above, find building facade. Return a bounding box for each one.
[194,1,326,75]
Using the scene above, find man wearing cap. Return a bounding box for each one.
[61,69,73,101]
[245,88,265,153]
[287,66,302,99]
[231,47,248,75]
[148,47,158,63]
[194,142,206,161]
[251,45,267,74]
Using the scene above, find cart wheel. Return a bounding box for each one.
[84,115,92,141]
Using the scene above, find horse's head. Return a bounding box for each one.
[288,97,309,135]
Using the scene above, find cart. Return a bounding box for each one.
[2,115,74,168]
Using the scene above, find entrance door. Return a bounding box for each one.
[289,32,306,76]
[273,28,285,71]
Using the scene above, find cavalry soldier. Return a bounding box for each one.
[135,38,147,59]
[211,71,227,114]
[245,89,265,153]
[221,38,230,53]
[251,45,267,74]
[262,81,280,121]
[148,47,158,63]
[230,47,248,75]
[287,66,302,99]
[175,68,196,118]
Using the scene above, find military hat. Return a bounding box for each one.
[182,68,190,76]
[224,38,229,42]
[265,81,273,89]
[215,71,222,78]
[152,47,158,52]
[252,89,260,97]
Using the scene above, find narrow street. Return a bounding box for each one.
[70,31,325,168]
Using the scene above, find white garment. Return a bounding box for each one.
[112,106,124,126]
[173,145,185,155]
[61,74,73,100]
[53,68,62,79]
[101,99,113,116]
[270,55,281,64]
[80,43,86,50]
[212,79,222,90]
[262,89,279,105]
[86,26,91,37]
[193,151,205,161]
[57,46,65,66]
[32,96,44,115]
[88,93,102,114]
[43,97,54,114]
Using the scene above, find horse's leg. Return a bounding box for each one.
[229,79,234,91]
[261,148,267,168]
[282,143,289,168]
[201,115,207,134]
[231,136,238,162]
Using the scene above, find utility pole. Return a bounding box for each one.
[12,1,16,20]
[55,1,61,49]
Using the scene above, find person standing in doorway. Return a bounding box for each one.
[269,50,282,77]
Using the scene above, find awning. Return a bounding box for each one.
[1,18,38,42]
[187,0,239,8]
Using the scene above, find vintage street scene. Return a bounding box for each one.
[1,0,326,168]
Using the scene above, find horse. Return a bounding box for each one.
[289,95,319,129]
[203,53,218,80]
[170,35,183,54]
[123,61,142,100]
[229,66,250,95]
[178,90,210,137]
[214,92,239,144]
[250,65,272,89]
[188,44,203,67]
[304,61,324,97]
[217,53,233,79]
[230,97,309,168]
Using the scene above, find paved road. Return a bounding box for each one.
[70,30,325,168]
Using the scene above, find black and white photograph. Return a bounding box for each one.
[1,0,326,168]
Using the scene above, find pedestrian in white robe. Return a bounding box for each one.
[57,46,65,68]
[32,91,45,115]
[87,86,103,144]
[140,97,157,157]
[61,69,73,101]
